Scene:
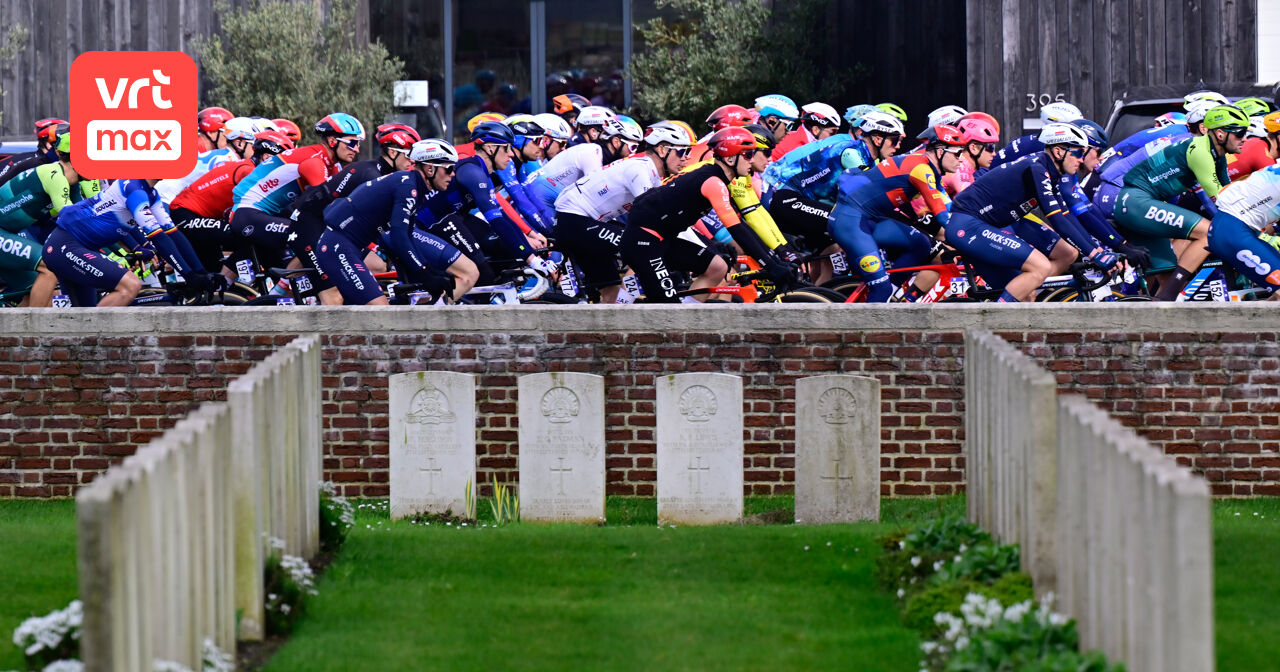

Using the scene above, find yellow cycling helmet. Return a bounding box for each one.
[876,102,908,123]
[466,112,506,133]
[1264,111,1280,135]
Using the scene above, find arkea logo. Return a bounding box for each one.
[71,51,198,178]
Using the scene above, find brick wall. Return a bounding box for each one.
[2,306,1278,498]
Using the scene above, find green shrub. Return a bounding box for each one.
[899,515,992,555]
[263,548,317,636]
[930,543,1021,587]
[319,482,355,554]
[901,573,1035,637]
[876,547,952,593]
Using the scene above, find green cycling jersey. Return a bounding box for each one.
[1122,135,1229,202]
[0,164,101,233]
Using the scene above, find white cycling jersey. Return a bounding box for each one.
[1217,163,1280,231]
[554,154,661,222]
[523,143,605,212]
[154,148,236,204]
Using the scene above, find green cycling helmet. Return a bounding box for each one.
[1234,97,1273,118]
[56,131,71,154]
[1204,105,1250,131]
[876,102,908,123]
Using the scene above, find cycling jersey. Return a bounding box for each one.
[1216,163,1280,230]
[0,165,100,233]
[171,159,257,219]
[0,150,52,190]
[952,153,1100,253]
[771,126,818,161]
[989,135,1043,170]
[417,155,533,259]
[155,148,236,203]
[232,145,337,215]
[627,162,743,239]
[1226,138,1275,182]
[523,143,605,222]
[496,159,552,233]
[840,153,951,222]
[322,158,397,201]
[518,157,544,183]
[555,154,661,222]
[762,134,862,204]
[57,179,175,249]
[727,176,788,250]
[1101,124,1187,165]
[1122,135,1229,203]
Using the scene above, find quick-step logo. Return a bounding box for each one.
[70,51,198,178]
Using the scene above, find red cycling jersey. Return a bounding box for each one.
[1227,137,1276,182]
[171,158,256,218]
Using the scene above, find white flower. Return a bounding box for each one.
[14,600,83,657]
[897,588,905,598]
[955,635,970,651]
[201,638,234,672]
[804,546,810,551]
[152,660,192,672]
[266,536,286,552]
[41,661,84,672]
[910,556,921,567]
[279,603,291,615]
[958,543,967,553]
[954,555,963,563]
[899,540,906,550]
[932,560,945,572]
[920,641,938,654]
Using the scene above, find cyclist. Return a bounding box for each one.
[494,115,553,234]
[456,112,506,160]
[552,93,591,127]
[156,116,261,203]
[754,94,801,144]
[567,105,616,147]
[171,131,294,276]
[522,107,619,223]
[947,123,1118,302]
[926,105,968,129]
[985,101,1083,172]
[843,105,878,141]
[197,107,234,153]
[830,124,965,302]
[688,104,753,164]
[553,120,692,303]
[722,123,793,260]
[622,127,792,303]
[1087,100,1207,210]
[417,124,555,283]
[947,117,1000,194]
[0,118,67,188]
[230,113,361,267]
[50,177,221,306]
[273,119,303,145]
[1112,105,1246,300]
[1208,161,1280,297]
[317,139,477,305]
[876,103,908,125]
[532,113,574,166]
[772,102,842,160]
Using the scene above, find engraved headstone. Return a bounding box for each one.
[657,373,743,525]
[518,372,606,523]
[390,371,476,519]
[795,375,880,523]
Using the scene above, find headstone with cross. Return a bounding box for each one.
[795,375,880,523]
[518,372,605,523]
[657,373,743,525]
[389,371,476,519]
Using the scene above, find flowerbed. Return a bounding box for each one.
[876,515,1125,671]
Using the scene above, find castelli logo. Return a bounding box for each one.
[70,51,198,178]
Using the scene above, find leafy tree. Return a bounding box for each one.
[628,0,864,126]
[195,0,404,137]
[0,24,30,129]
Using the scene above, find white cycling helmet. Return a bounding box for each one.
[927,105,968,128]
[1185,99,1219,125]
[1040,101,1083,124]
[1038,122,1089,147]
[533,113,573,141]
[858,110,905,136]
[604,115,644,142]
[223,116,262,142]
[1247,116,1268,139]
[409,138,459,165]
[800,102,842,128]
[576,106,617,129]
[644,121,693,148]
[754,94,800,120]
[1184,90,1229,109]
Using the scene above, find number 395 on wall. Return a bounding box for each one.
[1025,93,1067,111]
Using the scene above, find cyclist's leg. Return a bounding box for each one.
[767,189,835,283]
[0,229,45,306]
[1113,188,1206,299]
[28,261,58,308]
[872,216,938,301]
[313,229,385,305]
[408,227,477,301]
[554,211,624,303]
[172,206,230,273]
[429,212,496,284]
[1015,214,1076,275]
[42,229,139,307]
[945,212,1049,302]
[620,225,678,303]
[671,233,727,301]
[829,207,891,302]
[1208,213,1280,292]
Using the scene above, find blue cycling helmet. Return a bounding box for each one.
[1070,118,1109,149]
[755,94,799,120]
[314,113,366,140]
[471,120,515,145]
[844,104,878,127]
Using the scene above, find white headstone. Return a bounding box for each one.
[390,371,477,519]
[795,375,880,523]
[656,373,743,525]
[518,373,606,523]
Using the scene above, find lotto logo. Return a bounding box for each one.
[70,51,198,178]
[259,179,280,193]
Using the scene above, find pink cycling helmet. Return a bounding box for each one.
[957,117,999,144]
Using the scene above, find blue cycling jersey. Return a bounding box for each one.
[1096,129,1192,187]
[495,160,552,233]
[518,158,544,183]
[990,135,1043,170]
[952,153,1100,253]
[324,170,440,280]
[1104,124,1187,164]
[761,134,860,203]
[415,156,532,258]
[57,179,170,249]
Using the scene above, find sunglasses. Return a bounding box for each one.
[980,143,997,153]
[671,146,692,158]
[943,146,965,155]
[623,141,639,153]
[428,163,455,175]
[740,148,759,160]
[765,116,799,131]
[1225,128,1248,139]
[336,137,362,149]
[1065,147,1087,158]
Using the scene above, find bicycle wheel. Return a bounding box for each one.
[1038,287,1076,302]
[777,287,844,303]
[821,277,861,298]
[525,291,584,305]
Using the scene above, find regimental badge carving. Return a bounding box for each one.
[407,385,455,424]
[678,385,718,422]
[818,388,856,425]
[540,386,580,423]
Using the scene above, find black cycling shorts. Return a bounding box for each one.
[553,211,624,288]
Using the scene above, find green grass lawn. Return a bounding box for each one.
[1,495,1274,671]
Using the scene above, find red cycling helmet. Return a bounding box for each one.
[34,118,69,140]
[199,107,234,133]
[272,118,302,143]
[931,124,967,147]
[375,123,422,149]
[957,111,1001,138]
[709,127,758,158]
[253,130,295,155]
[956,118,999,144]
[706,104,752,131]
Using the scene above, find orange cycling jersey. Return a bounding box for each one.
[1227,137,1276,182]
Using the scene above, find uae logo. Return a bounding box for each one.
[407,385,455,424]
[678,385,718,423]
[540,386,580,423]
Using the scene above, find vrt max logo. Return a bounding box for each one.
[70,51,198,178]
